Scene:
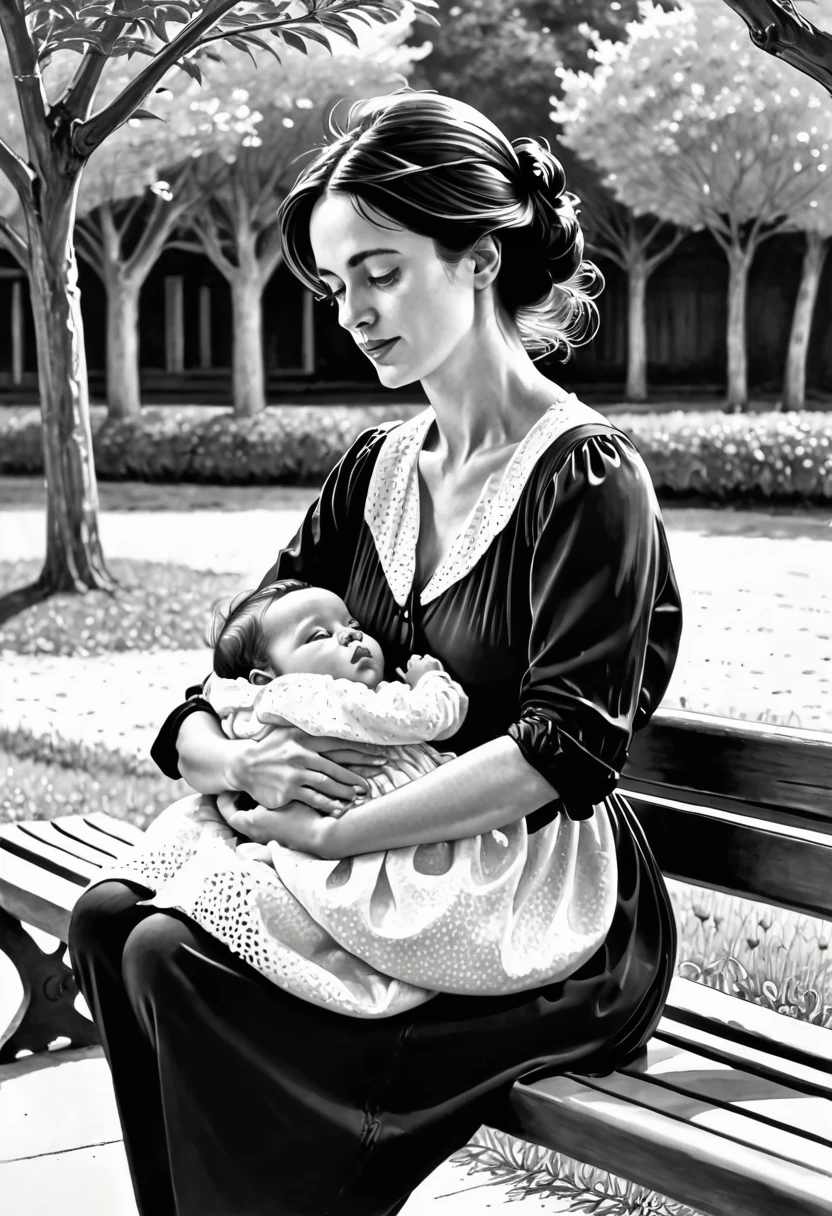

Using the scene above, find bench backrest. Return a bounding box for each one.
[622,709,832,922]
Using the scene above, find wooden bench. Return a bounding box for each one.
[1,709,831,1216]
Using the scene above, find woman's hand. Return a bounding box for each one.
[220,797,332,858]
[224,725,386,813]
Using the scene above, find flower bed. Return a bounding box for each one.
[0,405,422,485]
[2,405,832,501]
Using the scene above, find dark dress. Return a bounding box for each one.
[68,411,682,1216]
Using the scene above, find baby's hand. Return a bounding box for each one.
[401,654,445,689]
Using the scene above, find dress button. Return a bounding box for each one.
[403,610,409,620]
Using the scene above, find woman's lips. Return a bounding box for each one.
[362,338,399,360]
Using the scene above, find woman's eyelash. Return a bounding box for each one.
[317,270,399,305]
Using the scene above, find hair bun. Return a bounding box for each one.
[513,138,567,202]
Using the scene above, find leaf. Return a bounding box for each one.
[279,29,308,55]
[177,57,203,85]
[316,14,360,46]
[225,35,259,65]
[290,25,331,50]
[128,109,166,121]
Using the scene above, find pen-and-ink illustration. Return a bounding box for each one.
[1,3,830,1215]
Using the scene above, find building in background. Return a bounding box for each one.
[2,228,831,405]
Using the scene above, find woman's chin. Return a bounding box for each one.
[374,362,414,390]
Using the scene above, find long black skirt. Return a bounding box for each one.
[67,793,677,1216]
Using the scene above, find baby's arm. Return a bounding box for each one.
[251,668,468,745]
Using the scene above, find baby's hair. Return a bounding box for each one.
[209,580,312,680]
[278,89,603,361]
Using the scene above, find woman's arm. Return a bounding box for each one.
[229,736,556,857]
[175,710,249,794]
[317,735,555,858]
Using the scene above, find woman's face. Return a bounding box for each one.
[309,191,481,390]
[255,587,385,689]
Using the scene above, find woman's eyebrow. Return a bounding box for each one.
[317,247,400,276]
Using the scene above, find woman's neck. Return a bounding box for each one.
[420,309,561,468]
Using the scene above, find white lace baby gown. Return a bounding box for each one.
[226,672,619,996]
[83,668,467,1018]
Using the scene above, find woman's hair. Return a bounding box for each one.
[209,580,312,679]
[278,90,603,361]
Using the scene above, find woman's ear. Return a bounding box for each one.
[471,235,501,291]
[250,667,275,686]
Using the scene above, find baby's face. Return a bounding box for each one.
[256,587,385,688]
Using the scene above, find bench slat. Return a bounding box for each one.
[666,977,832,1074]
[624,790,832,920]
[83,812,146,847]
[47,817,137,862]
[623,1038,832,1160]
[658,1015,832,1102]
[0,824,100,885]
[500,1071,832,1216]
[627,709,832,829]
[0,849,78,940]
[574,1061,832,1177]
[18,819,120,868]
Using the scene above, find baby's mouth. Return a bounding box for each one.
[351,645,372,664]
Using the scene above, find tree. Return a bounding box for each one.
[73,72,239,419]
[169,19,423,415]
[552,0,832,410]
[0,0,435,609]
[720,2,832,408]
[409,0,679,141]
[561,156,687,401]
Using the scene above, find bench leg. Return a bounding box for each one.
[0,907,100,1063]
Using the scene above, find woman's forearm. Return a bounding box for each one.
[320,735,558,859]
[176,710,248,795]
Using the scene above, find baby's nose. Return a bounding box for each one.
[339,626,362,644]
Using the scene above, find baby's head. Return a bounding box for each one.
[211,580,385,689]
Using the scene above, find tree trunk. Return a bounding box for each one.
[783,230,829,412]
[625,258,648,402]
[725,244,754,412]
[104,273,142,419]
[230,272,266,416]
[26,173,114,593]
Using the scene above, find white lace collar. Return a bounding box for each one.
[364,392,607,607]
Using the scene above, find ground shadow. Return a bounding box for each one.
[0,580,52,627]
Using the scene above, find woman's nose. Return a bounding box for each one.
[340,286,374,332]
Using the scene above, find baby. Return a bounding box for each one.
[88,579,617,1019]
[204,578,468,849]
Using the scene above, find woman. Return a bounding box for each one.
[68,91,682,1216]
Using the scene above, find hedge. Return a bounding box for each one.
[3,405,832,501]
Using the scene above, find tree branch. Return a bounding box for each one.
[58,17,127,120]
[74,215,106,279]
[259,225,285,282]
[126,185,198,283]
[71,0,367,159]
[722,0,832,97]
[0,0,50,169]
[189,204,237,280]
[71,0,243,158]
[644,223,687,273]
[0,212,28,269]
[0,134,35,204]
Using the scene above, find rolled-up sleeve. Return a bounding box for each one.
[508,432,681,821]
